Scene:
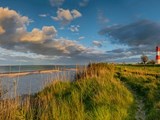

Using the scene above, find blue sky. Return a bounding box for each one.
[0,0,160,65]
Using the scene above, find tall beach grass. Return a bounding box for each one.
[0,63,135,120]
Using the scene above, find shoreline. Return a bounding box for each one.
[0,68,77,78]
[0,69,60,78]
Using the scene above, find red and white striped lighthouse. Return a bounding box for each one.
[156,46,160,64]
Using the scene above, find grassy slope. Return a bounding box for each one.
[3,63,160,120]
[116,65,160,120]
[19,63,135,120]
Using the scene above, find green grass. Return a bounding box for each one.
[0,63,136,120]
[116,64,160,120]
[22,63,135,120]
[1,63,160,120]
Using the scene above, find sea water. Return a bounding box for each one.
[0,65,76,98]
[0,65,76,73]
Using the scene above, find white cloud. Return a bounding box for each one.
[68,25,80,32]
[21,26,57,42]
[0,7,30,33]
[39,14,48,17]
[93,41,102,47]
[71,9,82,19]
[52,8,82,25]
[78,36,85,40]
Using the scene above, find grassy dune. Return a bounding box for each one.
[0,63,135,120]
[0,63,160,120]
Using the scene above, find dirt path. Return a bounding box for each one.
[125,84,146,120]
[134,94,146,120]
[117,72,146,120]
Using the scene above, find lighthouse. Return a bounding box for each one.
[156,46,160,64]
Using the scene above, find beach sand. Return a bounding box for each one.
[0,69,60,78]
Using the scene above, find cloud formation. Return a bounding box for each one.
[78,36,85,40]
[51,8,82,25]
[0,7,107,64]
[21,26,57,42]
[99,20,160,48]
[71,10,82,19]
[99,20,160,59]
[39,14,48,17]
[0,7,83,55]
[1,7,145,64]
[68,25,80,32]
[93,41,102,47]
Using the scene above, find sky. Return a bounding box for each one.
[0,0,160,65]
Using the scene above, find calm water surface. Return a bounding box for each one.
[0,65,76,73]
[0,65,76,99]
